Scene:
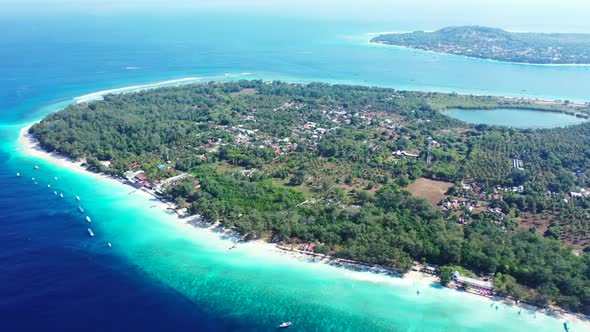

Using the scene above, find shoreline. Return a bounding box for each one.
[18,124,169,207]
[18,122,590,328]
[85,74,590,109]
[368,39,590,67]
[73,73,254,104]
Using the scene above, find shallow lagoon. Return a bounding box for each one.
[444,108,588,128]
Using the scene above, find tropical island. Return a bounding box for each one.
[371,26,590,64]
[29,81,590,315]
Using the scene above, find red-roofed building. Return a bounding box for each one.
[134,173,150,187]
[135,173,147,181]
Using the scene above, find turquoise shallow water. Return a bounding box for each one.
[445,108,588,128]
[2,12,589,332]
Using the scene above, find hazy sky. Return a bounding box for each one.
[3,0,590,31]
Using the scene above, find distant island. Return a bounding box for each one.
[371,26,590,64]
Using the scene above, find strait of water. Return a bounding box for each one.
[1,12,589,332]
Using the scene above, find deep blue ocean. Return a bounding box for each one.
[1,11,589,332]
[0,142,229,330]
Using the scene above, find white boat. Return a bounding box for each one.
[34,165,39,170]
[78,206,84,213]
[87,228,94,237]
[48,184,51,188]
[86,216,91,223]
[59,193,64,198]
[278,322,293,328]
[76,196,80,201]
[31,177,35,181]
[54,191,57,195]
[54,176,58,181]
[16,173,20,177]
[107,242,112,248]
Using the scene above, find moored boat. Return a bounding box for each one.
[278,322,293,328]
[16,173,20,177]
[76,196,80,201]
[107,242,112,248]
[78,206,84,213]
[59,193,64,198]
[34,165,39,170]
[87,228,94,237]
[86,216,91,223]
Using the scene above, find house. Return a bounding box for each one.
[135,173,147,182]
[394,150,420,158]
[134,173,150,187]
[160,173,190,186]
[452,271,493,291]
[238,169,256,177]
[420,264,439,275]
[513,159,524,170]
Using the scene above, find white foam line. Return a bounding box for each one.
[73,73,255,104]
[73,77,203,104]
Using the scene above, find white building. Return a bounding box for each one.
[452,271,493,291]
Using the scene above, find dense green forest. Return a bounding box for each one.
[30,81,590,314]
[371,26,590,64]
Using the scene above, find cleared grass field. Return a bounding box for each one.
[405,178,452,206]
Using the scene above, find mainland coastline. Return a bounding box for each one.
[16,77,590,328]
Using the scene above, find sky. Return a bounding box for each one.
[2,0,590,31]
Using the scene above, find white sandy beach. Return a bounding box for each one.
[18,124,162,204]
